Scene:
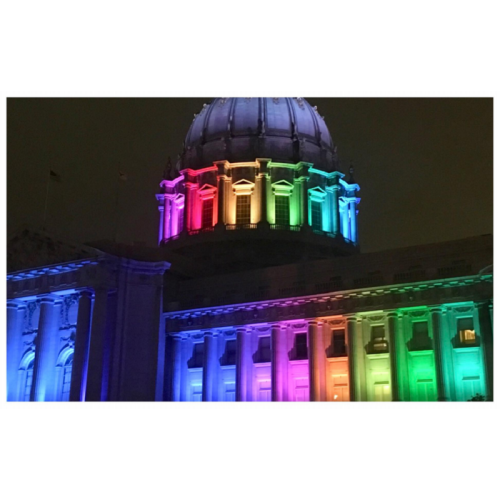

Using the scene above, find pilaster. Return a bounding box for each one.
[271,324,286,401]
[202,331,218,401]
[70,289,94,402]
[85,287,110,401]
[7,301,27,402]
[236,327,251,401]
[32,295,61,402]
[347,315,366,401]
[387,311,399,401]
[431,306,447,401]
[168,333,183,401]
[475,300,493,401]
[308,320,324,401]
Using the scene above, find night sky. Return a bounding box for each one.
[7,98,493,253]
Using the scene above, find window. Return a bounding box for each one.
[191,384,202,402]
[257,336,271,363]
[236,195,251,224]
[411,321,432,350]
[371,326,388,352]
[223,340,236,366]
[60,352,74,401]
[258,379,271,401]
[192,343,204,368]
[201,199,213,229]
[224,382,236,401]
[311,200,322,230]
[332,330,347,357]
[458,318,476,345]
[275,195,290,226]
[24,357,35,402]
[295,333,308,360]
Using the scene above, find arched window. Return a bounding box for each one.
[60,352,74,401]
[19,353,35,402]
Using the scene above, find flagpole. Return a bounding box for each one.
[42,168,51,231]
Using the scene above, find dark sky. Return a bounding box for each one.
[7,98,493,253]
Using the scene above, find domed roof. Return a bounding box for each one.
[181,98,338,171]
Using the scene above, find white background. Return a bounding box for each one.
[1,1,499,499]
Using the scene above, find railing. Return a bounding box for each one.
[162,224,357,244]
[188,227,215,236]
[225,223,257,230]
[270,224,301,231]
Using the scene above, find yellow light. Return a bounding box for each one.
[334,394,338,400]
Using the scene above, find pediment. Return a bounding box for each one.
[309,186,326,194]
[198,183,217,192]
[232,179,254,187]
[272,179,294,188]
[7,227,103,273]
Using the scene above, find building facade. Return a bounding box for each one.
[6,98,493,402]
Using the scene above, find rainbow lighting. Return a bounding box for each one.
[163,297,492,402]
[156,98,360,248]
[6,99,493,402]
[157,160,360,244]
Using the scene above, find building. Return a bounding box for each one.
[6,98,493,402]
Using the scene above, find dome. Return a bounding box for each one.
[181,98,338,171]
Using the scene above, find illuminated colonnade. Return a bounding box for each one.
[7,289,93,402]
[156,159,360,244]
[164,301,492,402]
[7,254,169,402]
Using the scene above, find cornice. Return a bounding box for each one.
[164,275,492,333]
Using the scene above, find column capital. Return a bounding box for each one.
[78,288,94,299]
[203,330,217,338]
[429,305,444,315]
[345,314,358,324]
[307,319,319,326]
[7,299,26,310]
[386,311,398,319]
[39,294,60,305]
[236,327,249,335]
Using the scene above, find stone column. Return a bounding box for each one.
[157,202,164,245]
[349,199,358,244]
[32,296,61,402]
[7,301,27,402]
[85,288,109,401]
[271,324,285,401]
[342,203,350,240]
[258,174,269,228]
[302,179,309,228]
[431,306,446,401]
[202,331,218,401]
[70,289,94,402]
[183,185,191,234]
[168,334,183,401]
[332,185,341,236]
[308,320,324,402]
[163,197,171,240]
[387,312,399,401]
[216,177,225,228]
[236,327,250,401]
[347,316,365,401]
[476,301,493,401]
